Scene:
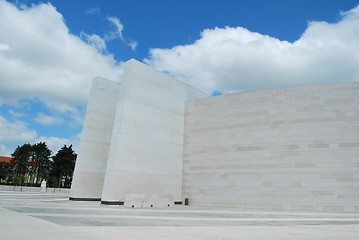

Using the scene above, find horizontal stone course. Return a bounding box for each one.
[183,82,359,212]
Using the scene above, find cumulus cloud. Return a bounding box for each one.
[0,116,37,144]
[8,109,26,117]
[33,112,63,126]
[43,101,84,126]
[0,43,10,51]
[146,5,359,94]
[0,144,12,157]
[37,135,79,155]
[80,32,107,54]
[0,0,118,156]
[0,116,79,155]
[0,0,123,106]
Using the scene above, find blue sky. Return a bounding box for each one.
[1,0,359,156]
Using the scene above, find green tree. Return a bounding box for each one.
[13,175,25,186]
[11,143,32,177]
[0,161,11,183]
[31,142,52,184]
[51,145,77,188]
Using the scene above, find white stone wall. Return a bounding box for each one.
[100,59,208,205]
[70,77,120,199]
[183,83,359,212]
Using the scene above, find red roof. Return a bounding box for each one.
[0,156,12,163]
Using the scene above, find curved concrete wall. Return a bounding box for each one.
[183,82,359,212]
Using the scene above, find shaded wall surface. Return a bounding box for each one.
[100,59,208,206]
[70,59,208,206]
[70,77,120,200]
[183,83,359,212]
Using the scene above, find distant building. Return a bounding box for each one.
[0,156,11,163]
[0,156,12,183]
[70,59,359,212]
[0,156,38,185]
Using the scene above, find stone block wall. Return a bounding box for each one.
[183,82,359,212]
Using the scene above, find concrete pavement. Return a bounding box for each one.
[1,189,359,239]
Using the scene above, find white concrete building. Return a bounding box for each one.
[70,77,120,200]
[70,59,359,212]
[70,59,208,207]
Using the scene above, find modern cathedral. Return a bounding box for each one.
[70,59,359,213]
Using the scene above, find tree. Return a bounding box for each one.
[11,143,32,178]
[51,145,77,188]
[31,142,52,184]
[0,161,11,183]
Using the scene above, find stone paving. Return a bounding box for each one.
[1,190,359,239]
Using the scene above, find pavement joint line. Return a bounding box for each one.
[2,204,359,217]
[2,199,358,214]
[293,225,359,233]
[27,213,359,222]
[2,205,359,217]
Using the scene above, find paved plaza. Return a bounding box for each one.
[1,189,359,240]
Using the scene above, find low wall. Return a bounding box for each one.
[0,185,71,193]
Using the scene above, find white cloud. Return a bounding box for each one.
[37,135,79,155]
[106,16,124,40]
[80,32,107,54]
[129,40,139,51]
[0,144,12,157]
[0,0,123,106]
[0,116,37,144]
[41,101,85,127]
[33,112,63,126]
[86,7,101,15]
[145,5,359,94]
[0,116,79,156]
[106,16,138,50]
[8,109,26,117]
[0,1,121,156]
[0,43,10,51]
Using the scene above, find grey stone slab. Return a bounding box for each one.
[1,191,359,240]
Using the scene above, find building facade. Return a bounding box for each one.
[70,59,359,212]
